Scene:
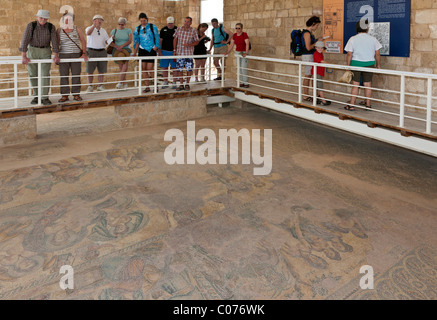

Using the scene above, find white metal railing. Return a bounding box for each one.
[0,54,226,109]
[234,55,437,135]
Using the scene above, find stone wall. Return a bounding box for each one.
[114,96,207,128]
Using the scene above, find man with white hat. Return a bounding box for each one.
[85,15,111,92]
[159,16,177,89]
[19,9,60,105]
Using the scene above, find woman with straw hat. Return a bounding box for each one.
[110,17,133,89]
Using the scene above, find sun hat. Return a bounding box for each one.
[167,16,175,23]
[113,49,130,64]
[36,10,50,19]
[92,15,104,21]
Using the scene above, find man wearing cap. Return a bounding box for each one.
[133,12,161,93]
[159,16,177,89]
[85,15,111,92]
[19,9,60,105]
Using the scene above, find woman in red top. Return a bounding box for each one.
[226,23,250,88]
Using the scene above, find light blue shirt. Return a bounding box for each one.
[133,23,161,51]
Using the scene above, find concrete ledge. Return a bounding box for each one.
[0,115,37,146]
[114,96,207,128]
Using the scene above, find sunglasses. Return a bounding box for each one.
[235,27,241,29]
[119,24,125,26]
[97,29,100,35]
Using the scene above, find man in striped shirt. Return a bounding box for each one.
[173,17,199,91]
[19,10,60,105]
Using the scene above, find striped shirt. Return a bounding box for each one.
[174,26,198,56]
[59,27,82,54]
[19,21,59,53]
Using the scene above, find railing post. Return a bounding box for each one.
[37,62,42,105]
[154,56,158,94]
[313,65,317,106]
[208,56,212,81]
[399,75,405,127]
[236,54,240,87]
[221,56,225,88]
[426,77,432,134]
[138,58,142,95]
[298,63,302,103]
[14,63,18,108]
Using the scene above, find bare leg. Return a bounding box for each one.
[97,74,104,86]
[363,82,372,107]
[349,81,360,106]
[87,73,93,85]
[214,59,221,78]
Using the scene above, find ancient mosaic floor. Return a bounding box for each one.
[0,106,436,300]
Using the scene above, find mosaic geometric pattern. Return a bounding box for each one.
[0,108,436,299]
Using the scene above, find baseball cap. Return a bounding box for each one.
[167,16,175,23]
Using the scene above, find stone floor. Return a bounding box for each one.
[0,104,436,300]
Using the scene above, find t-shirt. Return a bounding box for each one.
[212,25,227,48]
[111,28,132,49]
[233,32,249,52]
[194,34,210,55]
[160,26,177,51]
[86,26,110,49]
[344,33,382,66]
[311,51,325,77]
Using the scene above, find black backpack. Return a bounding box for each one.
[31,21,54,38]
[290,29,309,57]
[214,24,229,45]
[137,24,157,46]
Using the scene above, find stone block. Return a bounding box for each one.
[415,9,437,24]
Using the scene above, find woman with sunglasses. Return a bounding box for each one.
[110,17,133,89]
[226,23,250,88]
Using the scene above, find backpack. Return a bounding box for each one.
[137,23,157,46]
[214,24,229,45]
[31,21,54,39]
[290,29,309,57]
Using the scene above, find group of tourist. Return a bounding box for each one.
[300,15,382,110]
[19,9,250,105]
[19,9,381,110]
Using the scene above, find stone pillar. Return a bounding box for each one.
[114,96,207,128]
[0,115,37,146]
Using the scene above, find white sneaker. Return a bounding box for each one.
[123,83,128,89]
[97,85,105,91]
[86,86,93,92]
[116,82,123,90]
[161,81,169,89]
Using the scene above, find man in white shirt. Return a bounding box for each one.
[344,19,382,110]
[85,15,111,92]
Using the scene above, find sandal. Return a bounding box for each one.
[73,95,82,101]
[185,84,190,91]
[176,85,184,91]
[143,87,150,93]
[58,96,69,103]
[344,105,355,111]
[365,105,372,111]
[303,97,313,102]
[320,100,331,106]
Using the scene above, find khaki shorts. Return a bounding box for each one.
[352,65,375,83]
[213,45,227,61]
